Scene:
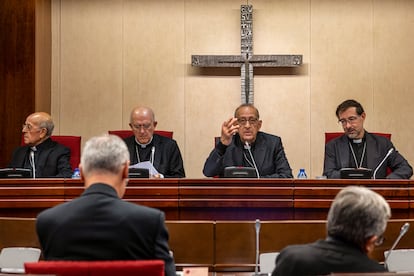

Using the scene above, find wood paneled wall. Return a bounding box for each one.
[0,0,36,167]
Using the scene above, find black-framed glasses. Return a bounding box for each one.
[237,117,258,126]
[338,115,360,126]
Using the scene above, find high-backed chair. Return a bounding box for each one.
[21,135,81,170]
[51,136,81,170]
[108,130,173,139]
[24,260,165,276]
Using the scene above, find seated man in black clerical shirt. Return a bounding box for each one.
[323,99,412,179]
[203,103,293,178]
[8,112,72,178]
[273,186,391,276]
[123,106,185,178]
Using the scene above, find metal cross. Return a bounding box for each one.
[191,5,302,104]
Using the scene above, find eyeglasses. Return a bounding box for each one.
[237,117,259,126]
[374,235,385,246]
[338,115,360,126]
[130,123,153,130]
[22,124,40,132]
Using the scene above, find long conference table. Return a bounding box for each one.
[0,178,412,219]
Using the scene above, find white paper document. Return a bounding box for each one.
[129,161,159,176]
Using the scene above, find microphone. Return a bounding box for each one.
[245,141,260,178]
[29,150,36,179]
[372,148,394,179]
[384,222,410,269]
[254,219,261,276]
[150,146,155,165]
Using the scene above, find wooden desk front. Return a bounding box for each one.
[0,178,412,220]
[2,217,414,273]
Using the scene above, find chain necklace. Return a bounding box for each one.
[348,141,366,168]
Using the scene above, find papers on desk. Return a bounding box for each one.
[129,161,159,177]
[177,267,208,276]
[1,268,25,274]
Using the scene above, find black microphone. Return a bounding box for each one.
[254,219,261,276]
[372,148,394,179]
[245,141,260,178]
[384,222,410,269]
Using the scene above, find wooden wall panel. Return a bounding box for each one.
[0,0,36,167]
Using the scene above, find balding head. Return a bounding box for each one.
[22,112,54,146]
[28,112,54,136]
[130,106,155,123]
[129,106,158,144]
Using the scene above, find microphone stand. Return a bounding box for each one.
[254,219,260,276]
[384,222,410,270]
[372,148,394,179]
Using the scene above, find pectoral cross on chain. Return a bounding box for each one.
[191,5,302,104]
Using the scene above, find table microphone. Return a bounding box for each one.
[372,148,394,179]
[384,222,410,269]
[245,141,260,179]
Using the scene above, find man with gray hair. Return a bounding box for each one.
[124,106,185,178]
[36,134,176,276]
[272,186,391,276]
[8,112,72,178]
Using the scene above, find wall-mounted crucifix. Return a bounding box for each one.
[191,5,303,104]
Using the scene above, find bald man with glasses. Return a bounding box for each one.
[323,99,412,179]
[8,112,72,178]
[123,106,185,178]
[203,103,293,178]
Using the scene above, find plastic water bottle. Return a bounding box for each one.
[297,168,307,179]
[71,168,81,179]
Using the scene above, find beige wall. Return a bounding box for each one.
[50,0,414,178]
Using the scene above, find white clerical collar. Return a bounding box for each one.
[135,136,153,148]
[352,138,363,144]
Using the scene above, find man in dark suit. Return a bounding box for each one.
[36,134,176,276]
[203,103,292,178]
[8,112,72,178]
[272,186,391,276]
[124,106,185,178]
[323,99,412,179]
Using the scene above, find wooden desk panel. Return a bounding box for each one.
[179,178,294,220]
[2,217,414,273]
[0,179,67,217]
[215,222,256,272]
[0,178,413,220]
[293,179,412,187]
[166,221,214,269]
[0,217,39,249]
